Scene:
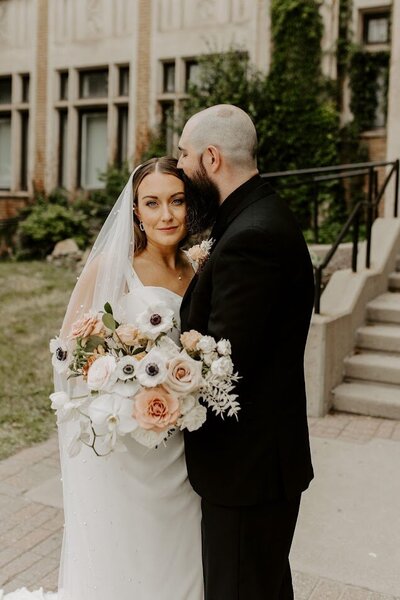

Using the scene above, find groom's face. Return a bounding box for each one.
[179,152,221,234]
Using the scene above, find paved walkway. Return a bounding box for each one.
[0,413,399,598]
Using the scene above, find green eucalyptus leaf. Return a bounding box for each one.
[102,313,117,331]
[104,302,113,315]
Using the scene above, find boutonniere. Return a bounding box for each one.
[185,238,215,272]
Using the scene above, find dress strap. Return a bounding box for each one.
[125,261,144,293]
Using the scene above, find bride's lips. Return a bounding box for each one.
[158,226,178,232]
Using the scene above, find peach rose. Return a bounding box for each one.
[180,330,202,353]
[166,354,203,394]
[133,385,180,432]
[115,324,141,346]
[71,313,104,339]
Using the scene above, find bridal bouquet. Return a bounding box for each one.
[50,302,240,456]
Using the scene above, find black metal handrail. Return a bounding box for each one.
[261,159,400,314]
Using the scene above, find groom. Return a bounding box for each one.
[178,105,314,599]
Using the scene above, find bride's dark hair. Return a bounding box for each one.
[132,156,188,254]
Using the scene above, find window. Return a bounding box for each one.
[60,71,69,100]
[58,110,68,188]
[21,74,30,103]
[0,115,12,189]
[79,69,108,99]
[80,111,108,189]
[363,12,390,45]
[185,60,200,92]
[20,111,29,190]
[163,62,175,93]
[119,66,129,97]
[117,105,128,166]
[160,102,174,155]
[0,77,12,104]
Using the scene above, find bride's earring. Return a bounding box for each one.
[139,221,145,232]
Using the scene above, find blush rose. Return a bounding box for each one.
[166,354,202,394]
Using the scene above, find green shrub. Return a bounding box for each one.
[17,203,88,259]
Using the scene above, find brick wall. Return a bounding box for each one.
[134,0,152,162]
[33,0,49,191]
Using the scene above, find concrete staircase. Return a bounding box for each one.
[332,257,400,419]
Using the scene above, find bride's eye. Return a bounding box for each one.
[172,197,185,205]
[146,200,158,207]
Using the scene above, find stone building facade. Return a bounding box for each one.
[0,0,398,219]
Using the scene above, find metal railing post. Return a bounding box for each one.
[312,183,319,244]
[352,209,359,272]
[365,167,374,269]
[394,159,400,218]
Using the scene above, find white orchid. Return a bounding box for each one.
[67,419,93,458]
[136,302,175,340]
[50,391,88,423]
[88,394,138,451]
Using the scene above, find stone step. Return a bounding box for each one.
[356,323,400,353]
[332,380,400,420]
[344,351,400,385]
[367,293,400,324]
[389,272,400,291]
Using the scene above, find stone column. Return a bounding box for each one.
[33,0,48,192]
[134,0,152,162]
[385,0,400,216]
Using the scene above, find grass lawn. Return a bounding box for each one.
[0,261,76,459]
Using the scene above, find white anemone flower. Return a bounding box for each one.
[88,394,138,449]
[136,302,174,340]
[135,348,168,387]
[115,355,137,381]
[49,336,71,374]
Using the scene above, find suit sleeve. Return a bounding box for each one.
[208,227,282,383]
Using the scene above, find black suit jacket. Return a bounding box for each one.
[181,175,314,506]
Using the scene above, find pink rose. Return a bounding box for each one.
[166,354,203,394]
[180,330,202,353]
[133,385,180,432]
[71,313,104,339]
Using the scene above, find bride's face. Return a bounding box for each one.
[136,171,187,248]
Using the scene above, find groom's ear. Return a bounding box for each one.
[206,146,221,173]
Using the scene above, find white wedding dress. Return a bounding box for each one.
[2,267,204,600]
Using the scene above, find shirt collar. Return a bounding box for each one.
[210,174,263,240]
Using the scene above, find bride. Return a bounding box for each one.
[2,157,204,599]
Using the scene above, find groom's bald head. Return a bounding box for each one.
[180,104,258,170]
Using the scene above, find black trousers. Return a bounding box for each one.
[200,495,301,600]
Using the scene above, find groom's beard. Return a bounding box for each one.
[183,159,221,235]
